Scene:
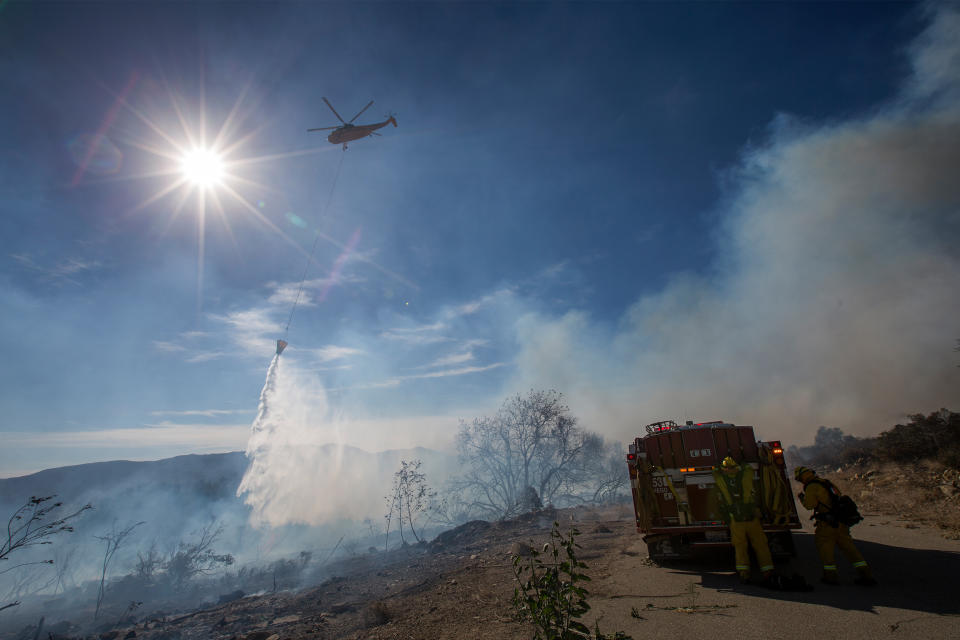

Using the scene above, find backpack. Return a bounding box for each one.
[809,479,863,527]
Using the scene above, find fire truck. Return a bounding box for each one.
[627,420,801,560]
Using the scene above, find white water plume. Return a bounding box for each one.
[236,355,385,527]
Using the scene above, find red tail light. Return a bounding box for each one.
[627,453,637,461]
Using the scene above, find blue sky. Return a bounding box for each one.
[2,2,958,476]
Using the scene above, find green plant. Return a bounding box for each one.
[512,522,631,640]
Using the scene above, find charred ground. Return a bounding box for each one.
[8,482,960,640]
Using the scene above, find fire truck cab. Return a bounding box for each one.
[627,420,801,560]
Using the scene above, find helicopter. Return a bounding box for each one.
[308,97,397,149]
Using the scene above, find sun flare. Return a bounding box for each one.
[180,148,224,187]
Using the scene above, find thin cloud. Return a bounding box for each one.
[384,321,447,334]
[4,424,250,449]
[150,409,253,417]
[185,351,230,363]
[153,340,187,353]
[212,308,282,336]
[208,307,281,356]
[384,362,506,386]
[453,301,483,316]
[406,362,505,380]
[444,289,514,319]
[10,253,102,286]
[421,350,475,369]
[309,345,364,362]
[266,274,366,307]
[332,362,506,391]
[179,330,210,340]
[379,322,452,345]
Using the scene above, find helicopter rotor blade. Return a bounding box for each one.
[348,100,375,124]
[307,126,339,131]
[322,97,346,124]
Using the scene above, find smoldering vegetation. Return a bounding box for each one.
[788,408,960,471]
[0,389,630,637]
[0,446,454,636]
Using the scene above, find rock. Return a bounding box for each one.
[593,524,613,534]
[124,632,136,639]
[272,615,300,625]
[509,541,534,557]
[940,484,959,497]
[429,520,492,552]
[244,632,272,640]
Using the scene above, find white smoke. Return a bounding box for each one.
[509,6,960,444]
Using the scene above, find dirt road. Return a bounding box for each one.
[573,510,960,640]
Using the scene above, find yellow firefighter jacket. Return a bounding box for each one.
[713,465,759,523]
[801,479,833,520]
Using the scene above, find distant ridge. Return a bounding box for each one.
[0,444,455,508]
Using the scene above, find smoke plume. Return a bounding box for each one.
[510,6,960,444]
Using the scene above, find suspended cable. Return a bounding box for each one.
[282,151,347,344]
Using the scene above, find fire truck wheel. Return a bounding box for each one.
[767,531,796,559]
[646,535,686,562]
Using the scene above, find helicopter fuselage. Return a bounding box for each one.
[328,117,397,145]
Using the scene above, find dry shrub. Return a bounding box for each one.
[828,461,960,537]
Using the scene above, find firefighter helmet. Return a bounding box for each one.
[721,456,738,469]
[794,466,814,481]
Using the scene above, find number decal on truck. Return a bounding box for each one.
[651,475,674,500]
[689,449,712,458]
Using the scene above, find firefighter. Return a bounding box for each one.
[794,466,877,586]
[713,456,775,583]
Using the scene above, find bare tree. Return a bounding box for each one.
[163,521,234,588]
[134,542,163,582]
[51,545,79,596]
[384,460,435,548]
[583,440,629,504]
[454,390,592,519]
[425,489,475,528]
[362,517,380,540]
[2,560,57,612]
[95,521,144,619]
[398,460,434,543]
[383,490,398,551]
[1,496,91,613]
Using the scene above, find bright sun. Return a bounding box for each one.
[180,148,224,187]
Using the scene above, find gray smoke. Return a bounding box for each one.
[509,6,960,445]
